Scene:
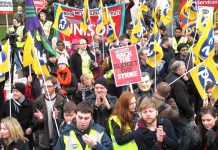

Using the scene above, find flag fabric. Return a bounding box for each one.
[139,0,149,12]
[23,32,34,67]
[146,23,163,68]
[96,0,104,34]
[102,6,108,25]
[53,4,71,37]
[181,19,196,35]
[180,0,197,20]
[80,0,90,32]
[106,10,117,43]
[193,16,214,64]
[212,82,218,99]
[0,73,5,82]
[190,58,218,99]
[161,0,174,26]
[32,49,50,76]
[25,0,57,56]
[130,7,146,44]
[0,40,10,73]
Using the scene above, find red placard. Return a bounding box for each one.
[55,3,125,49]
[0,0,13,14]
[180,0,218,9]
[110,45,142,87]
[33,0,45,8]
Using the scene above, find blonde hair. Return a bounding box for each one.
[80,73,94,84]
[1,117,28,145]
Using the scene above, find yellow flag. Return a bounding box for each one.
[32,50,50,76]
[96,0,104,34]
[106,12,117,43]
[0,40,9,73]
[80,0,90,32]
[23,32,34,67]
[190,58,218,99]
[180,0,197,20]
[161,0,174,26]
[193,16,214,65]
[53,4,71,37]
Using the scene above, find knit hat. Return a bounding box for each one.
[13,82,25,95]
[94,77,108,89]
[57,56,68,65]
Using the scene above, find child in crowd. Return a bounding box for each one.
[58,101,77,133]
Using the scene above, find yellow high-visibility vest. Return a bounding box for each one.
[63,129,104,150]
[9,25,25,48]
[172,36,187,53]
[108,116,138,150]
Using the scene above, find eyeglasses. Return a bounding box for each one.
[43,85,54,89]
[79,43,87,45]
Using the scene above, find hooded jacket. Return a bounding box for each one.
[55,119,113,150]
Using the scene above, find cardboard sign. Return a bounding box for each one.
[33,0,45,13]
[110,45,142,87]
[0,0,13,14]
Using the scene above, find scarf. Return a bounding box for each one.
[56,67,72,95]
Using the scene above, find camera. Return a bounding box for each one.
[5,32,19,47]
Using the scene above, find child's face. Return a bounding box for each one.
[64,112,75,124]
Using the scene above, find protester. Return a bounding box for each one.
[70,38,96,81]
[55,40,70,59]
[58,101,76,133]
[0,82,34,150]
[86,77,117,132]
[165,60,195,150]
[134,72,153,108]
[75,73,94,104]
[202,82,218,110]
[13,5,25,25]
[199,106,218,149]
[55,101,113,150]
[153,82,179,121]
[108,92,139,149]
[134,98,178,150]
[138,47,155,79]
[33,76,67,150]
[0,117,29,150]
[56,56,78,101]
[172,27,187,52]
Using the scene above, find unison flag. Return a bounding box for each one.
[53,4,71,37]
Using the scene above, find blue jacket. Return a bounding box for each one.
[55,119,113,150]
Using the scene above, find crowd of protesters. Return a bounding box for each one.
[0,0,218,150]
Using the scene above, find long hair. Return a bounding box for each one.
[111,92,135,134]
[0,117,28,145]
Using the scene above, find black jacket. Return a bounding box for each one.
[165,72,194,120]
[134,117,178,150]
[0,98,34,132]
[86,94,117,130]
[70,50,95,81]
[0,139,29,150]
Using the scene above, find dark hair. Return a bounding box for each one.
[157,82,171,98]
[111,92,135,133]
[214,27,218,31]
[159,25,167,31]
[63,101,76,113]
[175,27,182,31]
[56,40,65,46]
[79,38,88,44]
[119,34,129,41]
[162,35,169,43]
[76,101,93,116]
[177,43,188,52]
[45,76,57,85]
[200,106,218,118]
[127,23,133,30]
[205,82,214,91]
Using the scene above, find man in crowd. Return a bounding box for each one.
[86,77,117,132]
[33,76,67,150]
[172,27,187,53]
[70,38,96,81]
[0,83,34,150]
[55,101,113,150]
[165,60,195,150]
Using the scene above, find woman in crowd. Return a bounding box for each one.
[199,106,218,150]
[56,56,78,101]
[0,117,29,150]
[108,91,139,149]
[75,73,95,104]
